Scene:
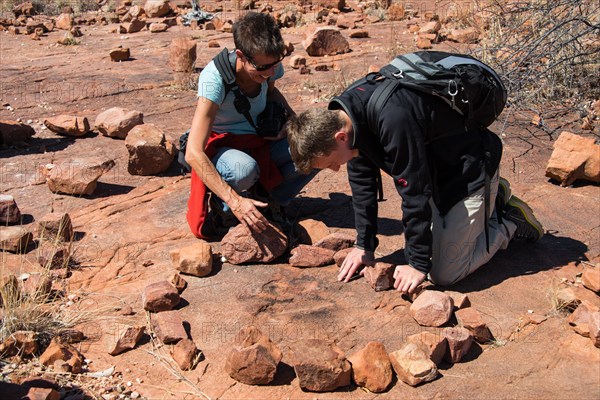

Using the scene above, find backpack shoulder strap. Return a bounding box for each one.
[366,78,403,135]
[212,48,258,131]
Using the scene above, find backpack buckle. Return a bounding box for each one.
[448,80,459,108]
[392,70,404,78]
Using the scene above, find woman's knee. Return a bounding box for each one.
[213,150,260,192]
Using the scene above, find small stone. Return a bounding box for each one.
[347,341,392,393]
[589,312,600,348]
[386,4,405,21]
[545,131,600,186]
[169,273,188,293]
[225,326,282,385]
[288,55,306,69]
[349,29,369,38]
[106,325,145,356]
[0,226,33,253]
[296,219,330,244]
[39,342,84,373]
[455,307,493,343]
[221,223,287,264]
[299,65,311,75]
[25,387,60,400]
[110,46,130,62]
[55,13,74,30]
[389,342,438,386]
[120,18,145,34]
[0,120,36,145]
[452,293,471,309]
[142,281,180,312]
[170,241,213,277]
[171,338,199,371]
[410,290,454,327]
[303,27,350,57]
[447,27,480,44]
[149,22,168,33]
[335,15,356,29]
[441,327,474,363]
[406,332,448,366]
[125,124,176,175]
[582,267,600,294]
[0,330,38,357]
[555,287,581,312]
[120,306,134,316]
[363,262,395,291]
[416,37,433,49]
[313,232,355,252]
[289,245,335,267]
[37,212,74,242]
[20,273,52,299]
[568,301,598,337]
[47,159,115,196]
[333,247,353,267]
[0,194,21,224]
[207,39,220,48]
[145,0,170,17]
[94,107,143,139]
[151,310,187,344]
[36,242,71,269]
[291,339,351,392]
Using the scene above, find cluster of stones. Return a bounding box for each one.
[1,104,177,197]
[564,267,600,348]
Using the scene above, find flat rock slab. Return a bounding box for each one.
[151,310,187,344]
[389,342,438,387]
[142,281,180,312]
[46,158,115,196]
[289,244,335,267]
[94,107,143,139]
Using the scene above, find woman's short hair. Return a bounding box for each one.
[232,12,286,60]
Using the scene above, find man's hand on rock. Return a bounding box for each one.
[393,264,426,294]
[338,248,374,282]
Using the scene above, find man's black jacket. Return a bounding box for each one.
[329,78,503,274]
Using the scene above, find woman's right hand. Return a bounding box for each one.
[229,196,269,233]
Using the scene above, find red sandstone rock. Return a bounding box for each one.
[110,46,130,61]
[296,219,330,244]
[94,107,143,139]
[582,267,600,294]
[170,241,213,277]
[0,120,36,145]
[333,247,353,267]
[545,131,600,186]
[142,281,180,312]
[47,158,115,196]
[171,338,199,370]
[151,310,187,344]
[43,115,90,137]
[347,341,392,393]
[455,307,493,343]
[447,27,480,44]
[0,226,32,253]
[37,212,73,242]
[0,194,21,224]
[303,27,350,57]
[225,326,282,385]
[314,232,355,252]
[0,330,38,357]
[442,327,474,363]
[289,244,335,267]
[363,262,395,291]
[106,325,145,355]
[291,339,351,392]
[410,290,454,327]
[221,223,287,264]
[169,273,188,293]
[39,342,84,373]
[125,124,176,176]
[389,342,438,386]
[25,387,60,400]
[406,332,448,366]
[289,55,306,69]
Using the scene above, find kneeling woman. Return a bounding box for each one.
[185,12,314,238]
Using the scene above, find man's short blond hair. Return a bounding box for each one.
[287,108,344,174]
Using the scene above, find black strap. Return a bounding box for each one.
[366,78,402,135]
[213,48,258,132]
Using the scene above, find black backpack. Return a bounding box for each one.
[365,51,507,135]
[361,51,507,253]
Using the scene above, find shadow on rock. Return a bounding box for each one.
[91,182,135,199]
[451,232,589,292]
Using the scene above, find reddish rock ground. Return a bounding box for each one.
[1,3,598,399]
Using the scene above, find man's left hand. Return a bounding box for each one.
[393,264,426,294]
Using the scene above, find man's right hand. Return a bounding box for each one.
[230,196,269,233]
[338,247,375,282]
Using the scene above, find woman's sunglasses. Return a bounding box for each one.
[245,54,285,72]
